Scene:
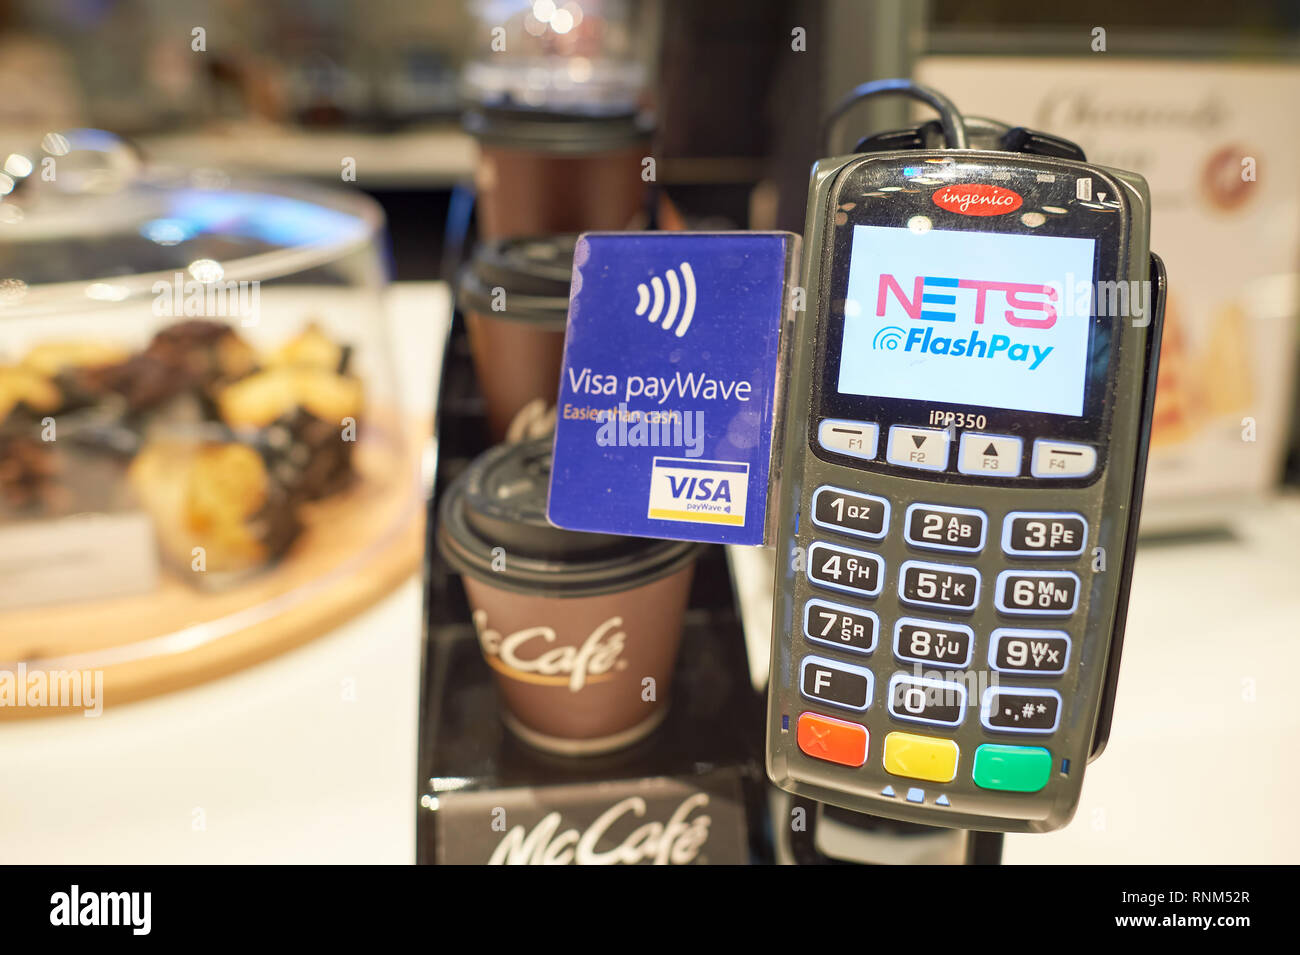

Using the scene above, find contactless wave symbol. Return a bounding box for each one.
[635,262,697,338]
[872,326,906,350]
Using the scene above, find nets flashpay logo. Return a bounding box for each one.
[872,272,1059,371]
[647,457,748,527]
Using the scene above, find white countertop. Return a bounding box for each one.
[3,280,1297,863]
[1005,499,1300,863]
[139,124,477,188]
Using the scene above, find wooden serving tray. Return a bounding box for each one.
[0,412,427,717]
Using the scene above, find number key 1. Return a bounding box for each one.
[812,486,890,540]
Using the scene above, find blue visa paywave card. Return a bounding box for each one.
[548,232,796,546]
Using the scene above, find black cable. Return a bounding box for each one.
[822,78,968,155]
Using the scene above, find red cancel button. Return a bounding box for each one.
[933,182,1023,216]
[797,711,869,767]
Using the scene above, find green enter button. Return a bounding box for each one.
[973,744,1052,792]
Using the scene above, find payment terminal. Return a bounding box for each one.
[765,82,1166,833]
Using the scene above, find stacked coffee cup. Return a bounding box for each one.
[443,92,698,756]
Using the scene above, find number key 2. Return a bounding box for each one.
[904,503,986,554]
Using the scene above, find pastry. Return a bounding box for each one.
[3,318,363,585]
[217,366,363,429]
[264,322,350,373]
[145,319,259,386]
[21,340,129,378]
[0,432,62,513]
[260,408,356,502]
[128,440,300,579]
[0,365,61,421]
[218,364,364,501]
[71,319,259,414]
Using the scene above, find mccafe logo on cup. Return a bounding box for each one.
[472,608,628,693]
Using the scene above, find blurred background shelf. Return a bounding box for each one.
[137,124,477,188]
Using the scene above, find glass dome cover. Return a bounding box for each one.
[0,129,381,316]
[0,130,417,711]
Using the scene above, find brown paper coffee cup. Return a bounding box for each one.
[438,439,699,755]
[464,106,651,240]
[457,235,574,442]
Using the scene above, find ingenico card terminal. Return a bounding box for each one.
[765,81,1166,832]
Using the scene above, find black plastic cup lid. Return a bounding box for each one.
[463,104,653,153]
[456,235,576,327]
[438,438,698,597]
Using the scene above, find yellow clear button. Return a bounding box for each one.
[883,731,959,783]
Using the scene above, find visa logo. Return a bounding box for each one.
[648,458,749,527]
[667,475,733,502]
